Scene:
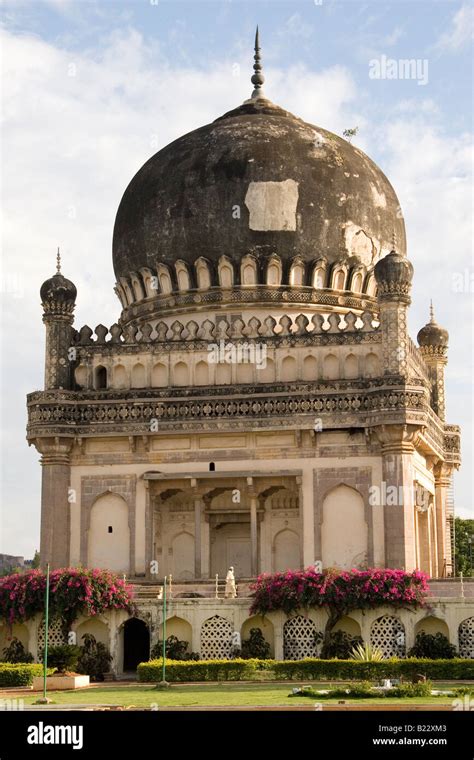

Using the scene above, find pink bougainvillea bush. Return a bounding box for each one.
[0,568,135,630]
[250,568,429,618]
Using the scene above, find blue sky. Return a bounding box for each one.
[1,0,473,557]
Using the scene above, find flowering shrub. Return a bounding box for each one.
[0,567,135,630]
[250,568,429,617]
[249,568,429,658]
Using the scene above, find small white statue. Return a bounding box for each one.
[225,566,237,598]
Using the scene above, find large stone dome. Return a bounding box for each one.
[113,97,405,288]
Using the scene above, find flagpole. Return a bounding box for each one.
[43,563,50,700]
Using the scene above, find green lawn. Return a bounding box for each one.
[18,683,462,708]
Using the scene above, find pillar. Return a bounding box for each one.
[434,463,452,577]
[36,437,73,569]
[376,425,419,571]
[192,480,203,579]
[247,478,258,576]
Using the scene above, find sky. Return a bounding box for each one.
[0,0,473,558]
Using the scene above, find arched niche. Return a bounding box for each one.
[131,362,146,389]
[75,618,109,648]
[241,615,274,657]
[236,363,253,384]
[321,484,367,570]
[195,360,209,386]
[172,361,189,387]
[195,258,211,289]
[273,529,300,572]
[365,352,380,377]
[161,616,193,649]
[74,364,88,389]
[344,353,359,379]
[215,363,232,385]
[289,259,305,287]
[258,357,274,383]
[156,265,172,294]
[414,617,450,639]
[175,260,190,291]
[302,355,317,380]
[322,353,339,380]
[87,492,130,573]
[151,362,168,388]
[218,256,234,288]
[171,532,195,580]
[333,616,362,638]
[266,256,282,286]
[113,364,128,389]
[241,255,257,285]
[280,355,297,382]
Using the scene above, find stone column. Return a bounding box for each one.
[191,479,203,579]
[433,463,452,577]
[36,437,73,569]
[376,425,419,571]
[247,478,258,576]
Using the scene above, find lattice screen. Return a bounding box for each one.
[370,615,406,658]
[283,615,319,660]
[37,617,67,654]
[200,615,233,660]
[458,617,474,658]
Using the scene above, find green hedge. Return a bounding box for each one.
[137,657,474,683]
[0,663,53,687]
[138,658,266,682]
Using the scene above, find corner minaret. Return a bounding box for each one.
[374,240,414,376]
[417,302,449,420]
[40,248,77,390]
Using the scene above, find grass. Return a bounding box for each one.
[16,683,462,708]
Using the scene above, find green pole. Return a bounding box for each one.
[162,575,167,683]
[43,563,50,700]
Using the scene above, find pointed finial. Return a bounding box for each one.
[390,230,397,253]
[429,299,435,323]
[251,26,265,99]
[56,247,61,274]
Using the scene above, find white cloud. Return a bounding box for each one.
[435,4,474,52]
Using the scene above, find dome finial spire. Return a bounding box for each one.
[391,230,397,253]
[430,299,435,323]
[251,26,265,99]
[56,246,61,274]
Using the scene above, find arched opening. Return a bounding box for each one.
[273,529,300,572]
[289,262,304,286]
[333,616,362,638]
[458,617,474,658]
[123,618,150,672]
[161,616,193,651]
[200,616,233,660]
[209,462,216,472]
[283,615,319,660]
[241,615,274,657]
[321,485,367,570]
[333,269,346,290]
[267,259,281,286]
[131,363,146,388]
[175,261,190,291]
[195,258,211,289]
[87,492,130,573]
[75,618,109,648]
[414,617,450,639]
[312,267,326,289]
[370,615,406,658]
[95,365,107,390]
[352,272,363,292]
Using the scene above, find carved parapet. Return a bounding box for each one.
[27,379,430,438]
